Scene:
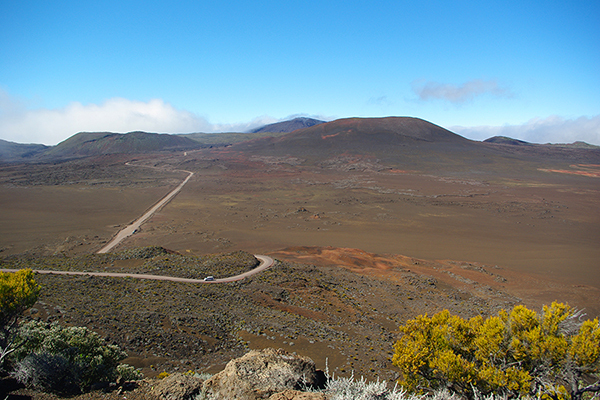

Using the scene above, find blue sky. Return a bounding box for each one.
[1,0,599,145]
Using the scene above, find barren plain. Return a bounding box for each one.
[1,119,599,386]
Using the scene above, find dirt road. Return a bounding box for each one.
[0,255,274,283]
[97,169,194,254]
[2,163,276,282]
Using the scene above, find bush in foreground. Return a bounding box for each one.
[11,320,128,393]
[11,352,81,394]
[0,269,40,368]
[393,302,600,400]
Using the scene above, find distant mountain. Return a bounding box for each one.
[547,141,599,149]
[42,131,203,160]
[484,136,600,149]
[250,117,326,133]
[484,136,531,146]
[236,117,474,160]
[0,139,49,162]
[233,116,600,171]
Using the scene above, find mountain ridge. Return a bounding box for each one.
[40,131,203,160]
[1,116,599,163]
[0,139,49,162]
[233,116,481,165]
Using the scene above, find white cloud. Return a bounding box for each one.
[412,79,513,103]
[0,91,282,145]
[451,115,600,146]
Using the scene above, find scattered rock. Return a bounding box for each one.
[150,373,204,400]
[202,348,326,400]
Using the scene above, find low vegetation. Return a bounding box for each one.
[2,253,600,399]
[0,247,530,385]
[10,320,128,394]
[0,269,40,367]
[6,246,258,279]
[0,270,142,396]
[393,303,600,399]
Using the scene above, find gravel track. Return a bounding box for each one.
[0,255,274,283]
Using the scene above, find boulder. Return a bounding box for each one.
[202,348,327,400]
[150,373,204,400]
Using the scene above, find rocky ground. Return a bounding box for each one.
[1,147,599,398]
[1,246,526,387]
[3,348,329,400]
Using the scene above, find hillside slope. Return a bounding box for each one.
[0,139,49,162]
[235,117,487,168]
[250,117,325,133]
[233,117,600,172]
[42,131,203,159]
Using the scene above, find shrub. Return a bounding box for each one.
[11,352,81,394]
[12,320,126,392]
[323,374,411,400]
[158,371,170,379]
[392,302,600,400]
[0,269,40,368]
[116,363,144,381]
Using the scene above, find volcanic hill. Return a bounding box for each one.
[41,131,203,160]
[484,136,531,146]
[232,117,600,173]
[250,117,325,133]
[0,139,49,162]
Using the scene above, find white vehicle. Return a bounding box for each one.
[203,276,215,281]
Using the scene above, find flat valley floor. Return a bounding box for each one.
[2,152,599,307]
[1,151,599,378]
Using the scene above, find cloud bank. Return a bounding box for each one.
[0,92,279,145]
[452,115,600,146]
[412,79,512,103]
[2,90,598,147]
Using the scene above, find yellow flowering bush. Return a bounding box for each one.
[0,269,41,367]
[392,302,600,399]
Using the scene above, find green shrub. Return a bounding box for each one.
[12,320,126,392]
[11,352,81,394]
[117,363,144,381]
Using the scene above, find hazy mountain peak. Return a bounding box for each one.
[250,117,326,133]
[484,136,531,145]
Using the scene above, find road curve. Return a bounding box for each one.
[97,169,194,254]
[0,255,274,284]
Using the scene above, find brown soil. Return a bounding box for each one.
[118,149,600,292]
[1,144,599,397]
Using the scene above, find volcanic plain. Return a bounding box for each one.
[1,117,599,382]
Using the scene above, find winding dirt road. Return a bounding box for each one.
[3,163,276,282]
[0,255,274,284]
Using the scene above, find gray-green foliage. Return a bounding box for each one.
[11,352,81,394]
[116,363,144,381]
[11,320,126,392]
[322,375,410,400]
[311,374,522,400]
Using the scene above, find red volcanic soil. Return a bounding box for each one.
[539,164,600,178]
[271,246,600,319]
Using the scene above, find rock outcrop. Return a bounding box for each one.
[150,373,204,400]
[202,348,327,400]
